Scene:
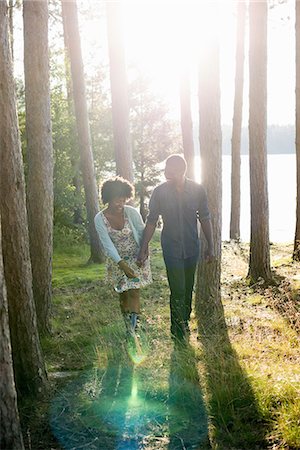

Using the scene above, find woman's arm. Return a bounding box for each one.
[125,206,145,244]
[94,212,121,263]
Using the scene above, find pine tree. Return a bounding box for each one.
[0,0,47,395]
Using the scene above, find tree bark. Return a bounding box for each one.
[62,9,83,226]
[106,1,133,183]
[180,69,195,180]
[0,220,24,450]
[8,0,13,60]
[248,0,271,283]
[23,0,53,335]
[294,0,300,260]
[0,0,47,396]
[61,0,105,263]
[196,12,223,334]
[230,2,246,241]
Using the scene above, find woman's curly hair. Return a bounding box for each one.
[101,177,134,204]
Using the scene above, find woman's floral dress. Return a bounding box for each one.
[103,214,152,293]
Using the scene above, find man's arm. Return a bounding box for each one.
[137,186,160,265]
[137,222,156,266]
[200,218,215,261]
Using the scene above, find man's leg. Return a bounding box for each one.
[183,256,198,329]
[164,257,186,340]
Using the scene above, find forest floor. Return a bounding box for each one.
[20,234,300,450]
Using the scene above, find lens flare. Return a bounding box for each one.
[50,352,208,449]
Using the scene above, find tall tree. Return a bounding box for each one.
[62,8,83,226]
[106,1,133,183]
[180,69,195,180]
[129,74,179,220]
[23,0,54,335]
[230,1,246,241]
[196,6,223,331]
[0,220,25,450]
[0,0,47,395]
[8,0,13,59]
[61,0,105,263]
[294,0,300,261]
[248,0,271,282]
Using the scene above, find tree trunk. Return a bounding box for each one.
[294,0,300,260]
[23,0,53,335]
[248,0,271,283]
[180,69,195,180]
[196,13,223,334]
[0,0,47,396]
[106,1,134,183]
[0,220,25,450]
[62,9,83,226]
[8,0,13,60]
[61,0,105,263]
[230,2,246,241]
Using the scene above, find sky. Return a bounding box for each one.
[80,0,295,126]
[13,0,295,126]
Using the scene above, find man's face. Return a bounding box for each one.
[164,162,185,183]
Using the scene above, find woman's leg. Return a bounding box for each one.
[119,291,130,313]
[119,289,141,336]
[119,292,131,335]
[127,289,140,314]
[127,289,141,333]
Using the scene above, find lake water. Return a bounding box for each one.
[194,154,296,243]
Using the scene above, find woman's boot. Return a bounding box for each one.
[122,312,133,338]
[129,312,139,334]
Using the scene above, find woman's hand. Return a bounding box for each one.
[118,259,137,278]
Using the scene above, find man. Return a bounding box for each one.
[137,154,214,343]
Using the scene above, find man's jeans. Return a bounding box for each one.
[163,254,198,340]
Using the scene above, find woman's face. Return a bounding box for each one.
[109,196,127,213]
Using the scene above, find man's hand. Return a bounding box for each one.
[136,222,156,267]
[118,260,137,278]
[200,218,214,263]
[204,247,215,263]
[136,246,149,267]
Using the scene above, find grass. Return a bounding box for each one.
[220,242,300,449]
[20,235,300,450]
[52,244,105,289]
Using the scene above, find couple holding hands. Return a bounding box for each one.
[94,154,214,345]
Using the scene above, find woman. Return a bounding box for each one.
[94,177,152,339]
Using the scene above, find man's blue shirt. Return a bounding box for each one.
[146,178,211,259]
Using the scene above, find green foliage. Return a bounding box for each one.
[51,78,86,229]
[53,224,87,253]
[86,68,115,182]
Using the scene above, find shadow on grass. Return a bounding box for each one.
[168,345,210,450]
[196,276,268,449]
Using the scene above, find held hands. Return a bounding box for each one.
[118,259,137,278]
[136,246,149,267]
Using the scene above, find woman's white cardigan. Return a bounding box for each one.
[94,205,145,263]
